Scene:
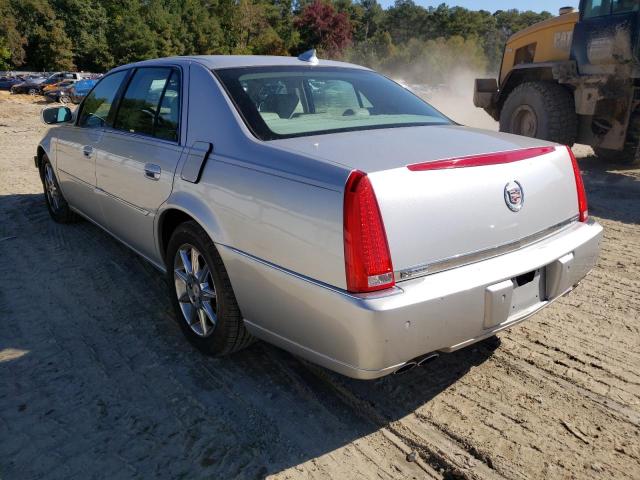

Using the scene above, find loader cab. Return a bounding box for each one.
[572,0,640,74]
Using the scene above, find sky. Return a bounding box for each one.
[377,0,581,13]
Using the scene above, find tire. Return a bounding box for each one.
[59,95,70,104]
[500,81,577,146]
[166,221,254,356]
[594,111,640,167]
[28,88,38,96]
[40,155,81,223]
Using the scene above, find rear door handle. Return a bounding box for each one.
[83,145,93,158]
[144,163,161,181]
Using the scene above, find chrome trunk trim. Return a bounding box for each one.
[395,216,580,282]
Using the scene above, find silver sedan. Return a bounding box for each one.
[36,53,602,379]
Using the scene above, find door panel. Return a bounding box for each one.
[56,126,104,221]
[96,133,184,262]
[55,70,129,224]
[95,67,184,263]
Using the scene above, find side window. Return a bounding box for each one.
[114,67,180,141]
[78,70,128,128]
[155,72,181,141]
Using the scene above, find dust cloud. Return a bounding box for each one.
[393,69,499,131]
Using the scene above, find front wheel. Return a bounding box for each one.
[40,156,81,223]
[166,221,254,356]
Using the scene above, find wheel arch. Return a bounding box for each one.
[498,65,559,113]
[36,144,50,179]
[156,193,227,265]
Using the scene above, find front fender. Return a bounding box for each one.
[36,134,55,171]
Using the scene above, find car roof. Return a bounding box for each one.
[109,55,370,73]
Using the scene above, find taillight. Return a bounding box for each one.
[343,170,395,293]
[406,146,555,171]
[566,146,589,222]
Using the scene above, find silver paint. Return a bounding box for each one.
[38,55,603,378]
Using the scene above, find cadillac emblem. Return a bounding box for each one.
[504,181,524,212]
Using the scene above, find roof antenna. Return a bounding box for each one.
[298,49,319,65]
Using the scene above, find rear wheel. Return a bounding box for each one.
[166,221,254,356]
[500,81,577,145]
[28,87,38,96]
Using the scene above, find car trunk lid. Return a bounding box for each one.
[269,125,581,280]
[368,146,580,276]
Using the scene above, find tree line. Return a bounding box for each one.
[0,0,551,83]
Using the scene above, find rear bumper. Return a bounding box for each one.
[220,220,603,379]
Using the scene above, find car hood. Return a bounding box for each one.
[268,125,556,173]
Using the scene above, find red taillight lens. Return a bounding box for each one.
[343,170,395,293]
[406,146,555,171]
[566,146,589,222]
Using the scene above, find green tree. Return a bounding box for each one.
[51,0,112,71]
[10,0,75,70]
[0,0,26,68]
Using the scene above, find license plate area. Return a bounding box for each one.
[484,268,546,329]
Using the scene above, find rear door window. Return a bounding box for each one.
[78,70,128,128]
[113,67,181,142]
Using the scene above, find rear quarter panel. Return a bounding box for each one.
[163,62,350,289]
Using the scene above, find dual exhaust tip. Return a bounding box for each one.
[394,353,439,375]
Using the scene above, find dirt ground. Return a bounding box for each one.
[1,90,639,480]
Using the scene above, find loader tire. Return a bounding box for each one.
[500,81,577,146]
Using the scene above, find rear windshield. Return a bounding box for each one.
[215,66,451,140]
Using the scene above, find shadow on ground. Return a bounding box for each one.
[579,154,640,224]
[0,192,495,479]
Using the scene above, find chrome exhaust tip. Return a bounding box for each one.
[394,361,418,375]
[416,353,439,367]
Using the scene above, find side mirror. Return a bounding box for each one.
[42,106,73,125]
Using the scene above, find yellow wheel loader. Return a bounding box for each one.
[474,1,640,166]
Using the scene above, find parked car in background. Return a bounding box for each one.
[66,78,97,104]
[36,72,84,94]
[35,54,602,379]
[0,76,22,90]
[11,75,46,95]
[44,84,75,104]
[42,79,76,94]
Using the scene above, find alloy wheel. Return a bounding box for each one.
[173,244,218,337]
[44,163,62,212]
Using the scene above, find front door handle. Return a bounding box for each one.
[83,145,93,158]
[144,163,161,181]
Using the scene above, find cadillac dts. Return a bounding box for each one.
[36,52,602,379]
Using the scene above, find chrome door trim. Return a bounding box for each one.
[95,186,151,216]
[395,216,580,282]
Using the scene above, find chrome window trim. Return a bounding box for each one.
[395,216,580,282]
